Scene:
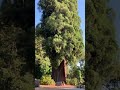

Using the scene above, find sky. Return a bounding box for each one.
[35,0,85,44]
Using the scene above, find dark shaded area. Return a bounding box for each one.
[0,0,35,90]
[85,0,120,90]
[109,0,120,46]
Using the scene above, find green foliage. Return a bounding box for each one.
[35,36,52,79]
[0,1,34,90]
[66,78,78,86]
[66,78,70,85]
[0,25,34,90]
[40,75,55,85]
[70,78,78,86]
[86,0,119,90]
[67,66,84,85]
[37,0,84,68]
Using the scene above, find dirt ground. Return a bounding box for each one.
[35,85,85,90]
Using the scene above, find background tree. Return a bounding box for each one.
[37,0,84,82]
[0,0,34,90]
[0,24,34,90]
[86,0,119,90]
[35,35,52,79]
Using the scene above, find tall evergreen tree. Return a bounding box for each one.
[37,0,84,82]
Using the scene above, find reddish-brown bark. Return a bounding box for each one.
[52,60,67,84]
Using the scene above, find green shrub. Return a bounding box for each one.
[40,75,55,85]
[66,78,71,85]
[80,78,85,85]
[66,78,78,86]
[70,78,78,86]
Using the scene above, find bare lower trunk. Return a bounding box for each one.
[51,60,67,85]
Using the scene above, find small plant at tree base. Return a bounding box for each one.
[66,78,78,86]
[40,75,55,85]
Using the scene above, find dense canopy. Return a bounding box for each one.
[86,0,119,90]
[37,0,84,68]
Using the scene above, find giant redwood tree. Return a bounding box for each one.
[37,0,84,83]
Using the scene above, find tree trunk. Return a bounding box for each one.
[51,60,67,85]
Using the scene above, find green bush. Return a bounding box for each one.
[40,75,55,85]
[70,78,78,86]
[66,78,71,85]
[66,78,78,86]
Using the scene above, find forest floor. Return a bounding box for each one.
[35,85,85,90]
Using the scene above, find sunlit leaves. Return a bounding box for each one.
[38,0,83,68]
[35,36,51,76]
